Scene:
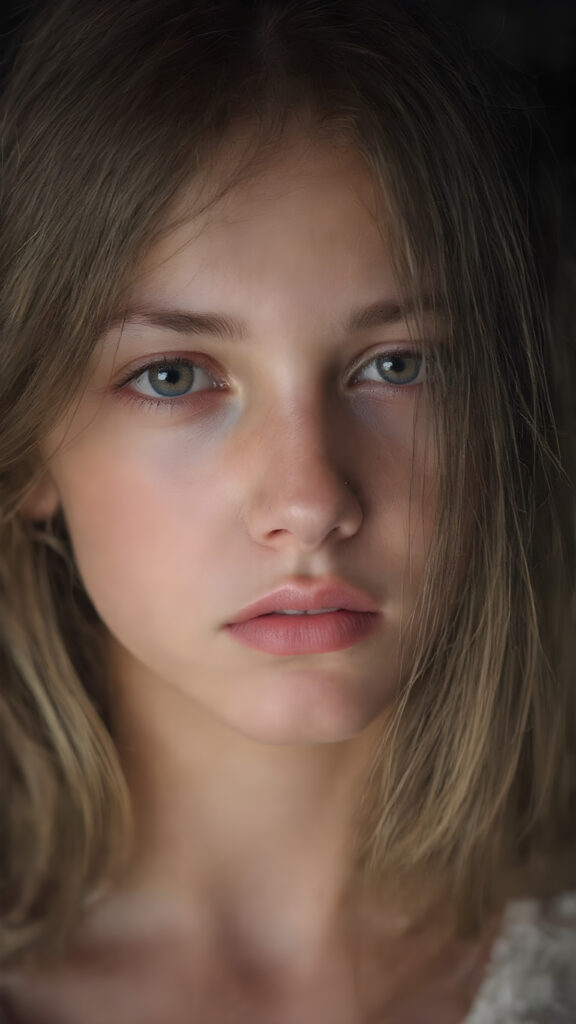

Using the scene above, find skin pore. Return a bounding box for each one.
[11,136,501,1021]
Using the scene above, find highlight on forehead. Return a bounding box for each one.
[98,116,446,358]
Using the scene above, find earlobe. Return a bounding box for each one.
[19,472,61,522]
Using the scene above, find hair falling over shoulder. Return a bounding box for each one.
[0,0,574,970]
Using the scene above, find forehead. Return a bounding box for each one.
[126,137,395,315]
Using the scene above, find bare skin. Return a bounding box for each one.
[1,892,502,1023]
[8,131,502,1022]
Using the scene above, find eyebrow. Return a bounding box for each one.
[106,296,436,341]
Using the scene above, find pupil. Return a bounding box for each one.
[152,364,194,395]
[379,354,419,383]
[159,368,179,384]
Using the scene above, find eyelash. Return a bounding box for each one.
[114,348,425,411]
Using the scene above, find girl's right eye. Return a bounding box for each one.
[116,356,225,408]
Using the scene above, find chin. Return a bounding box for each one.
[221,669,391,745]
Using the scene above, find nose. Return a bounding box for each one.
[242,408,363,552]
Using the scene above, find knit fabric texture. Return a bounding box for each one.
[463,893,576,1023]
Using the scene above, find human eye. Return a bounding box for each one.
[350,347,424,388]
[114,354,226,410]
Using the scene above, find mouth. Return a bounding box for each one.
[231,578,380,625]
[258,607,341,617]
[225,608,381,656]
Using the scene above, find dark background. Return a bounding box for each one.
[430,0,576,164]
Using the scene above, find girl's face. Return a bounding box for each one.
[32,138,438,744]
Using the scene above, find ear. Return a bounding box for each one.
[19,471,61,522]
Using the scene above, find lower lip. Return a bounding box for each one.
[225,610,381,655]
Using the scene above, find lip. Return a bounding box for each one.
[224,577,382,656]
[225,609,381,656]
[228,578,381,624]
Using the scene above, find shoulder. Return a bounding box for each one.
[464,891,576,1024]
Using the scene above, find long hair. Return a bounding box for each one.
[0,0,574,969]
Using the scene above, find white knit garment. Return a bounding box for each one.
[463,892,576,1023]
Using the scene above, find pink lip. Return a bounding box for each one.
[229,578,381,623]
[225,578,382,656]
[226,609,381,656]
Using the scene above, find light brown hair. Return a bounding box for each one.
[0,0,574,970]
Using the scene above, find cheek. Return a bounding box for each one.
[52,441,218,638]
[355,393,438,542]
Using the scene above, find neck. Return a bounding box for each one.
[103,641,387,973]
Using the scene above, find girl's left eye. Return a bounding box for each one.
[351,350,424,387]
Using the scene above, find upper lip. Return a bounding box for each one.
[228,578,381,624]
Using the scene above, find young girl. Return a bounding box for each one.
[0,0,574,1020]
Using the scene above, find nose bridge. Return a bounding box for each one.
[241,389,363,549]
[261,387,340,476]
